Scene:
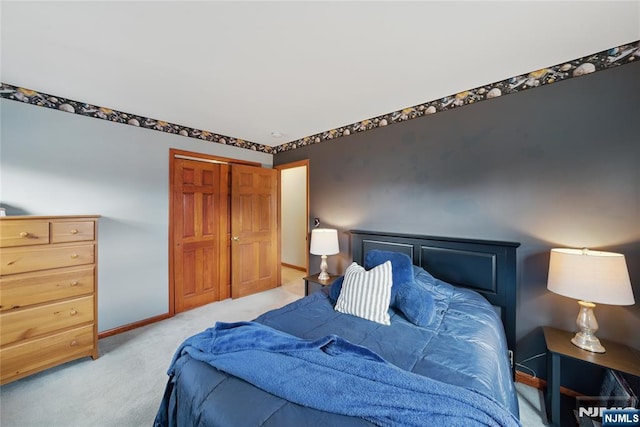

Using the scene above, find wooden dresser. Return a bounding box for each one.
[0,215,99,385]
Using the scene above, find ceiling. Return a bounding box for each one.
[2,1,639,147]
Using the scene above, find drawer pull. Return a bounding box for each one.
[70,229,78,234]
[19,231,30,238]
[70,281,79,286]
[70,309,78,316]
[70,254,79,259]
[70,340,78,346]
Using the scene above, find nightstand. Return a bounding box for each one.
[303,273,340,296]
[543,326,640,427]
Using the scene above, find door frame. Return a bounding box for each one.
[168,148,260,315]
[274,159,310,275]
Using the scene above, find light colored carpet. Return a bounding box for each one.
[0,267,548,426]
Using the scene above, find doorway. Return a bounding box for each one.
[275,160,309,274]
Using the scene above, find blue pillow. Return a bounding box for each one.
[364,250,414,305]
[393,275,435,326]
[329,275,345,302]
[329,250,435,326]
[329,250,413,303]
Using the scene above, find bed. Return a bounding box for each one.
[154,230,521,426]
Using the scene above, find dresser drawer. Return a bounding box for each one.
[0,244,94,275]
[0,266,94,312]
[0,220,50,248]
[51,221,95,243]
[1,324,94,384]
[1,296,94,346]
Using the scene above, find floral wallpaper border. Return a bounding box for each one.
[1,40,638,154]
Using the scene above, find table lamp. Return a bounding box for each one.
[310,228,339,281]
[547,248,635,353]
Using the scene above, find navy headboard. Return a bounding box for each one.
[350,230,520,373]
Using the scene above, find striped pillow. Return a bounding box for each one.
[334,261,393,325]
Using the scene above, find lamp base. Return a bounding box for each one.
[571,300,606,353]
[571,332,606,353]
[318,255,329,282]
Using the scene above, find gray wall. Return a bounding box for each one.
[275,62,640,379]
[1,99,271,332]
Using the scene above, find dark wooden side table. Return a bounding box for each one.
[543,326,640,426]
[303,273,340,296]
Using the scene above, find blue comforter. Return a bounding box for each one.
[158,321,519,427]
[155,267,520,426]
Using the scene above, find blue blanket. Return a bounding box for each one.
[163,321,520,427]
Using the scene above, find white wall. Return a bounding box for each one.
[280,166,307,268]
[0,99,272,332]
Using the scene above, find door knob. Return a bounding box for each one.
[232,236,240,241]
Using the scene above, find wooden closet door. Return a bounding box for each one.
[172,159,228,312]
[230,165,280,298]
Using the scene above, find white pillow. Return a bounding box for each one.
[334,261,393,325]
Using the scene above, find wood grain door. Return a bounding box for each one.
[230,164,280,298]
[172,158,229,312]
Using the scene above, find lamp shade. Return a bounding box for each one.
[310,229,339,255]
[547,248,635,306]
